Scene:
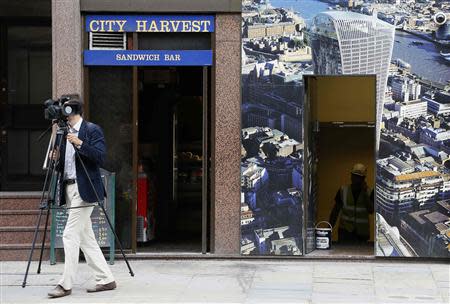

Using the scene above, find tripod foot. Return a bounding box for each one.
[130,271,135,277]
[22,281,27,288]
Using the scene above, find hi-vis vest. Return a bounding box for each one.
[340,185,370,237]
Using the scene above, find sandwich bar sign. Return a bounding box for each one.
[84,15,214,66]
[84,50,213,66]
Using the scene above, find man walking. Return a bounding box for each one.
[48,95,116,298]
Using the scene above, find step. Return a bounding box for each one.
[0,192,43,210]
[0,243,50,261]
[0,226,50,245]
[0,210,49,227]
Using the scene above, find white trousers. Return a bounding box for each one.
[58,183,114,290]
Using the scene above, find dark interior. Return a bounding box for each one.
[311,124,375,257]
[137,66,204,252]
[304,75,377,257]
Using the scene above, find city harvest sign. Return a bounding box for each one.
[84,50,213,66]
[86,15,214,33]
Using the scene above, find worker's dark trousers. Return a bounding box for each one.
[338,228,368,244]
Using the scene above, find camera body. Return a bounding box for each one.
[44,94,82,121]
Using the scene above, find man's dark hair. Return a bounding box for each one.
[62,94,83,115]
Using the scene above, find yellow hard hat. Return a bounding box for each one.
[351,163,367,177]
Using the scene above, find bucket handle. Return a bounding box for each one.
[315,221,332,229]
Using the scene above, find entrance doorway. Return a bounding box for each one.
[0,22,52,191]
[304,75,377,257]
[137,66,209,253]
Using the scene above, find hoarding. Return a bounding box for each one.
[241,0,450,258]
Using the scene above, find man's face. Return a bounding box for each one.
[351,173,365,187]
[67,113,81,126]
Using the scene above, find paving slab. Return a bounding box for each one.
[0,260,447,303]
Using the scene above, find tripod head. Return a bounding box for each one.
[54,119,71,133]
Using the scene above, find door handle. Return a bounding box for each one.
[0,129,6,144]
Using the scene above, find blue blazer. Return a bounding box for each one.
[57,120,106,205]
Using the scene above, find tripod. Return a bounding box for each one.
[22,120,134,288]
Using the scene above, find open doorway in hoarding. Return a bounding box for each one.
[304,75,376,258]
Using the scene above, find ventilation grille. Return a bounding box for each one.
[89,32,126,50]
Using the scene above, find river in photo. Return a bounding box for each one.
[268,0,450,84]
[392,31,450,84]
[270,0,330,25]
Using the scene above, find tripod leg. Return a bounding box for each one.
[98,203,135,277]
[37,208,51,274]
[22,124,67,287]
[22,209,45,288]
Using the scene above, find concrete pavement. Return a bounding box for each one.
[1,259,449,303]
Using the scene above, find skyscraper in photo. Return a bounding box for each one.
[309,11,395,148]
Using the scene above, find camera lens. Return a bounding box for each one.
[63,105,73,115]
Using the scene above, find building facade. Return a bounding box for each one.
[394,100,427,119]
[0,0,243,259]
[1,0,449,260]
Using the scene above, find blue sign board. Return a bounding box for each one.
[86,15,215,33]
[84,50,213,66]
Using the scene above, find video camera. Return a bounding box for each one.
[44,94,82,121]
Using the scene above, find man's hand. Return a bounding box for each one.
[67,134,83,148]
[49,149,59,160]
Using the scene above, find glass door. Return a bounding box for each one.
[0,24,52,191]
[89,66,134,249]
[170,67,209,253]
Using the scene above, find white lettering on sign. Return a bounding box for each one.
[89,20,127,32]
[87,16,214,33]
[116,20,127,32]
[164,54,181,61]
[160,20,170,32]
[133,20,211,32]
[136,20,147,32]
[116,54,161,61]
[170,20,181,32]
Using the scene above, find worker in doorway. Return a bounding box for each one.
[329,163,374,243]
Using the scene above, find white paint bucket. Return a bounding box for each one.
[315,221,332,250]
